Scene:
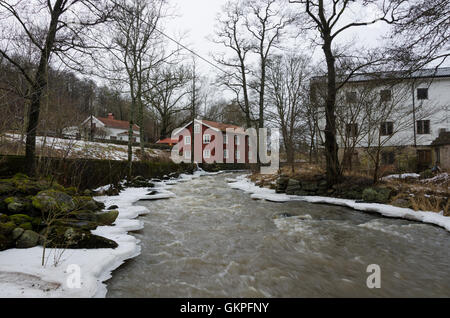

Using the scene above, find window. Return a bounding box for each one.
[380,89,392,102]
[110,136,117,141]
[381,152,395,165]
[185,135,191,145]
[380,122,394,136]
[194,124,200,134]
[417,88,428,100]
[346,91,357,103]
[236,151,240,160]
[203,134,211,144]
[203,149,210,159]
[417,120,430,134]
[248,151,252,160]
[184,150,191,160]
[224,149,228,159]
[345,123,358,137]
[224,134,228,144]
[235,135,240,145]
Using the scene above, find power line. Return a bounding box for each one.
[115,2,231,76]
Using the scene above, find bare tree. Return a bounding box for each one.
[214,0,254,128]
[288,0,397,185]
[145,65,191,139]
[386,0,450,70]
[0,0,113,175]
[111,0,168,178]
[267,53,310,172]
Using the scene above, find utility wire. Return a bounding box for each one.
[115,2,232,76]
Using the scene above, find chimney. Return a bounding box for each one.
[108,113,114,120]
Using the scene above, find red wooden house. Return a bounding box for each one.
[175,119,251,164]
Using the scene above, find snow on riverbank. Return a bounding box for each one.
[2,133,165,161]
[228,174,450,232]
[0,168,218,298]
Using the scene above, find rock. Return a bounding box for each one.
[0,214,10,222]
[73,196,99,211]
[275,177,289,193]
[96,210,119,226]
[46,226,118,249]
[0,182,15,195]
[0,221,16,236]
[16,230,40,248]
[11,227,24,241]
[10,214,33,225]
[107,205,119,210]
[32,190,75,214]
[0,233,11,251]
[55,219,99,231]
[67,210,97,222]
[285,179,302,195]
[5,197,33,214]
[94,200,105,211]
[83,189,93,196]
[301,181,319,192]
[18,222,33,231]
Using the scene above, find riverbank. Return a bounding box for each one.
[227,174,450,232]
[0,170,214,297]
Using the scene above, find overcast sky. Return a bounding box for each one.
[165,0,395,75]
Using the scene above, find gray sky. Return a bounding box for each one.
[165,0,394,75]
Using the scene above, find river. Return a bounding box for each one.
[106,173,450,297]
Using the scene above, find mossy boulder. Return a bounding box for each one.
[73,196,100,211]
[55,219,99,231]
[46,226,118,249]
[67,210,98,222]
[0,233,12,251]
[0,214,10,223]
[0,221,16,236]
[16,230,40,248]
[11,227,24,241]
[362,187,393,204]
[18,222,33,231]
[0,182,15,196]
[4,197,32,214]
[64,187,78,196]
[96,210,119,226]
[10,214,33,225]
[32,190,75,214]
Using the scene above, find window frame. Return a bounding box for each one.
[380,121,394,136]
[417,88,428,100]
[185,135,191,145]
[203,134,211,144]
[194,124,200,134]
[236,150,240,160]
[380,89,392,102]
[417,120,431,134]
[203,149,211,159]
[184,150,191,160]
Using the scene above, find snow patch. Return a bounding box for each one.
[228,175,450,232]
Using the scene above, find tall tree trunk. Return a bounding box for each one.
[25,0,64,176]
[322,37,341,186]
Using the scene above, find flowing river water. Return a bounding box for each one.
[106,173,450,297]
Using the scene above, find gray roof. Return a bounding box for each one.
[312,67,450,84]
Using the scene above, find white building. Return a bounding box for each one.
[312,67,450,170]
[64,113,140,143]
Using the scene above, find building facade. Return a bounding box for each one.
[312,67,450,172]
[175,119,250,164]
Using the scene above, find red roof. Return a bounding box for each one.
[156,138,178,144]
[201,120,243,132]
[97,116,139,131]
